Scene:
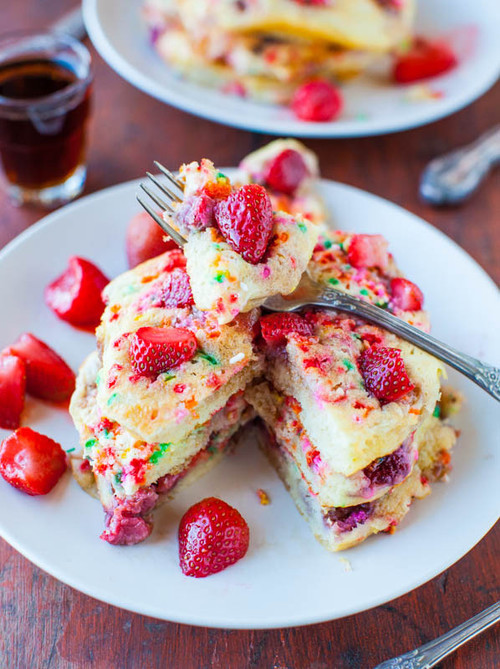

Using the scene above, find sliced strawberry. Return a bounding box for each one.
[264,149,308,195]
[393,38,457,84]
[291,80,343,122]
[130,326,197,379]
[126,211,177,268]
[178,497,249,577]
[0,354,26,430]
[174,194,215,233]
[138,268,194,310]
[214,184,273,264]
[347,234,389,271]
[359,346,415,403]
[45,256,109,328]
[0,427,67,495]
[8,333,75,402]
[390,277,424,311]
[260,313,313,346]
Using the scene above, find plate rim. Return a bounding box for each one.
[0,176,498,629]
[82,0,500,138]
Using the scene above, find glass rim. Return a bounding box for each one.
[0,30,92,109]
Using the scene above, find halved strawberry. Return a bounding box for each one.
[0,427,67,495]
[0,354,26,430]
[264,149,308,195]
[45,256,109,327]
[126,211,177,268]
[178,497,250,577]
[138,268,194,310]
[260,313,313,346]
[390,277,424,311]
[130,327,197,379]
[214,184,273,264]
[291,80,343,122]
[8,333,75,402]
[359,346,415,403]
[393,38,457,84]
[347,234,389,271]
[174,194,215,233]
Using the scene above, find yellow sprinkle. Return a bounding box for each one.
[257,489,270,505]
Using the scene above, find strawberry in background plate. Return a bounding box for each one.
[393,38,457,84]
[45,256,109,328]
[0,354,26,430]
[8,333,75,403]
[0,427,66,495]
[126,211,177,268]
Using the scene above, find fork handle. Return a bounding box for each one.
[375,600,500,668]
[311,288,500,402]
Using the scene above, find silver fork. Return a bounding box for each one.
[137,164,500,402]
[374,600,500,668]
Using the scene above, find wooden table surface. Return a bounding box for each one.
[1,2,499,668]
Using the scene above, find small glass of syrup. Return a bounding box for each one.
[0,31,92,208]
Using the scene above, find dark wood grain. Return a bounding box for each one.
[0,2,498,668]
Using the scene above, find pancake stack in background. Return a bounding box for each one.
[142,0,415,102]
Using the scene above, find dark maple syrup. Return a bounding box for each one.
[0,58,91,189]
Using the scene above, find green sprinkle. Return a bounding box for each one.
[114,472,122,485]
[344,263,351,270]
[102,429,110,439]
[207,444,218,455]
[84,439,97,450]
[149,442,171,464]
[328,277,339,285]
[298,222,308,233]
[214,272,226,283]
[433,405,441,418]
[359,289,369,297]
[323,240,332,249]
[355,112,369,121]
[123,284,139,295]
[216,171,227,180]
[376,301,389,310]
[162,373,176,382]
[198,351,219,365]
[95,371,102,387]
[65,447,76,454]
[212,243,223,251]
[339,242,346,252]
[343,359,354,371]
[107,393,118,406]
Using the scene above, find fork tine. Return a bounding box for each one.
[140,183,175,215]
[154,161,184,193]
[136,194,186,247]
[146,171,183,204]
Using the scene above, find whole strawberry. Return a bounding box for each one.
[214,184,273,264]
[359,346,415,403]
[178,497,250,578]
[130,326,197,379]
[264,149,308,195]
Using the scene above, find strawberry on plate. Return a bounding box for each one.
[126,211,177,268]
[130,326,197,379]
[178,497,250,577]
[45,256,109,328]
[8,333,75,402]
[260,313,313,346]
[0,354,26,430]
[264,149,308,196]
[393,38,457,84]
[359,346,415,403]
[390,277,424,311]
[214,184,273,264]
[291,80,343,122]
[347,234,389,271]
[0,427,67,495]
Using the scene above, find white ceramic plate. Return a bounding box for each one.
[82,0,500,137]
[0,177,498,628]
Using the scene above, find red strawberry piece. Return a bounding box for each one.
[130,326,197,378]
[139,268,194,310]
[214,184,273,264]
[347,234,389,271]
[264,148,308,195]
[260,313,313,346]
[178,497,250,577]
[0,354,26,430]
[0,427,67,495]
[8,333,75,402]
[126,211,177,268]
[393,38,457,84]
[390,277,424,311]
[291,80,343,122]
[45,256,109,328]
[175,194,215,233]
[359,346,415,403]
